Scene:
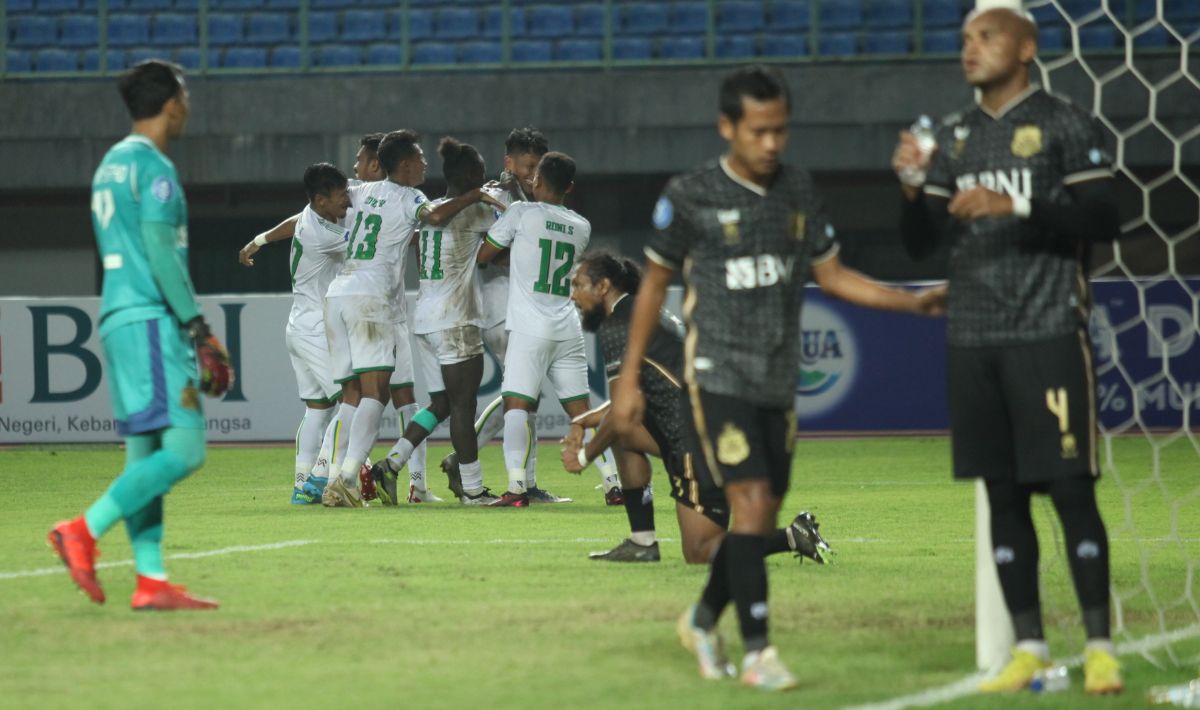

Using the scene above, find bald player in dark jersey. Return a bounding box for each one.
[893,5,1123,696]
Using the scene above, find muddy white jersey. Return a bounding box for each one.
[413,197,496,334]
[325,180,427,308]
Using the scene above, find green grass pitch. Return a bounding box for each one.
[2,437,1196,709]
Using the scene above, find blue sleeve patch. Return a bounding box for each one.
[652,196,673,230]
[151,175,175,203]
[415,193,427,204]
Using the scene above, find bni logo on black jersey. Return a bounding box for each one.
[955,168,1032,200]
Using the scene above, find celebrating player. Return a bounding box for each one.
[612,66,945,689]
[563,252,832,566]
[893,5,1123,695]
[49,60,233,610]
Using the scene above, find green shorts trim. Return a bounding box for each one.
[354,366,395,375]
[559,393,591,405]
[389,381,414,390]
[334,374,360,385]
[501,390,538,404]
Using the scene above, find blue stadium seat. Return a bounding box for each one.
[1037,26,1067,51]
[818,32,858,55]
[222,47,267,67]
[81,0,129,10]
[511,39,552,61]
[343,10,386,42]
[867,0,911,28]
[11,17,57,48]
[483,6,526,38]
[667,2,707,35]
[556,38,600,60]
[1079,24,1118,49]
[246,13,290,43]
[922,29,958,52]
[921,0,960,28]
[35,0,78,13]
[404,9,435,39]
[7,0,34,12]
[126,47,172,65]
[359,0,398,7]
[718,1,764,32]
[214,0,263,9]
[60,15,99,48]
[308,12,339,42]
[1133,25,1170,47]
[265,0,298,9]
[128,0,172,11]
[621,2,668,35]
[820,0,862,30]
[81,48,124,70]
[6,49,33,73]
[529,5,572,37]
[174,0,199,10]
[174,46,220,68]
[1061,0,1100,21]
[575,4,604,37]
[660,35,705,58]
[152,14,197,46]
[716,34,756,58]
[366,42,402,64]
[35,48,78,71]
[435,8,479,39]
[762,34,807,56]
[207,13,244,45]
[612,36,652,59]
[1028,3,1066,27]
[315,44,361,65]
[1166,0,1200,22]
[109,15,151,47]
[864,30,909,53]
[771,0,810,30]
[459,40,501,62]
[310,0,352,9]
[270,45,302,66]
[411,41,456,64]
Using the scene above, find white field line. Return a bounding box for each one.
[843,624,1200,710]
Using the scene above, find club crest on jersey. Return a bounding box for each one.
[952,125,970,159]
[652,196,674,230]
[716,423,750,466]
[151,175,174,202]
[1011,125,1042,159]
[792,212,806,241]
[717,209,740,244]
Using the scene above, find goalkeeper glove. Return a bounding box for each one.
[185,317,235,398]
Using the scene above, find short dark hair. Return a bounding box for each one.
[117,60,185,121]
[505,126,549,157]
[303,162,348,201]
[579,251,641,295]
[377,129,422,174]
[536,152,575,195]
[719,65,791,122]
[438,136,484,191]
[359,132,384,156]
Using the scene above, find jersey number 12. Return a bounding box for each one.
[534,238,574,297]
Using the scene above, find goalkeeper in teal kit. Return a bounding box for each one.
[49,60,233,611]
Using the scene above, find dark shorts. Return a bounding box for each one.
[949,330,1099,483]
[682,386,795,498]
[652,419,730,528]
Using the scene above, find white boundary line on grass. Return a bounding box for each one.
[844,624,1200,710]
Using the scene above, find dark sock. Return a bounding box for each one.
[725,533,769,653]
[694,537,729,630]
[764,529,790,556]
[986,479,1044,640]
[1050,477,1112,639]
[621,486,655,538]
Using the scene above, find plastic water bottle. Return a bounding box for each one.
[1029,665,1070,693]
[899,115,937,186]
[1148,680,1200,707]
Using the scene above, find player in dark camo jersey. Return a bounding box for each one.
[611,66,946,690]
[892,5,1123,695]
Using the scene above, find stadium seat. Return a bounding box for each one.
[246,13,290,43]
[7,0,34,12]
[174,0,199,10]
[528,5,573,37]
[659,35,706,59]
[666,2,707,35]
[921,0,960,28]
[1061,0,1101,21]
[365,42,402,64]
[818,32,858,55]
[81,0,129,10]
[1166,0,1200,22]
[152,14,197,46]
[820,0,863,30]
[762,34,807,56]
[1079,24,1118,49]
[174,46,219,68]
[6,49,33,73]
[214,0,263,9]
[308,12,338,42]
[35,48,78,71]
[222,47,266,67]
[126,47,172,65]
[207,13,244,45]
[404,9,435,39]
[718,1,765,32]
[483,6,526,38]
[716,34,755,58]
[511,39,552,62]
[265,0,299,9]
[81,48,124,70]
[771,0,810,30]
[867,0,911,29]
[1133,25,1171,47]
[1037,26,1067,51]
[108,15,151,47]
[1027,3,1066,27]
[310,0,352,9]
[921,29,958,53]
[411,41,456,64]
[129,0,172,11]
[359,0,398,7]
[314,44,361,65]
[556,38,601,60]
[620,2,668,35]
[11,17,57,48]
[343,10,386,42]
[59,15,99,48]
[35,0,78,13]
[270,45,301,66]
[459,40,501,63]
[435,8,479,39]
[864,30,909,53]
[612,36,652,59]
[574,4,604,37]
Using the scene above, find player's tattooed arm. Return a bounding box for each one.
[611,261,672,435]
[239,212,301,266]
[813,253,947,317]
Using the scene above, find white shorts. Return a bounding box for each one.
[500,331,590,405]
[286,326,339,402]
[325,295,395,384]
[483,321,509,363]
[389,320,416,389]
[415,325,485,393]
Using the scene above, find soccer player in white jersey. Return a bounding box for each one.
[476,152,596,507]
[321,129,504,507]
[286,163,351,505]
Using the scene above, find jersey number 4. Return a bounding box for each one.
[534,238,574,297]
[347,211,383,260]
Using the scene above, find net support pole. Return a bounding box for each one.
[976,478,1015,671]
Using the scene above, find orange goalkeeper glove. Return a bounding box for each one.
[185,317,235,398]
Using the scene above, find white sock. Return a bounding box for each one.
[502,409,531,494]
[410,439,427,491]
[460,459,484,495]
[585,428,620,491]
[340,398,384,483]
[630,531,657,546]
[386,439,415,474]
[295,407,335,486]
[1016,639,1051,661]
[525,414,538,488]
[475,396,505,448]
[333,402,356,469]
[311,409,340,479]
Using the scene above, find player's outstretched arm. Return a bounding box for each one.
[611,261,671,434]
[813,253,947,317]
[420,189,505,228]
[239,212,300,266]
